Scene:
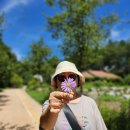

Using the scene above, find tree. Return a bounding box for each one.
[102,40,130,76]
[10,73,23,87]
[43,56,59,83]
[45,0,118,71]
[13,61,33,85]
[0,38,17,87]
[26,38,59,83]
[0,14,4,39]
[0,15,17,87]
[28,38,51,75]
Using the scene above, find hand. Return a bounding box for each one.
[49,91,74,113]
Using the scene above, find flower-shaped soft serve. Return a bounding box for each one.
[61,78,76,93]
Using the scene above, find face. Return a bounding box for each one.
[56,72,78,93]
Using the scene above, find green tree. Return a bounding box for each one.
[10,73,23,87]
[0,39,17,87]
[102,40,130,75]
[81,46,104,70]
[45,0,118,71]
[0,14,4,39]
[28,38,51,75]
[0,14,18,87]
[42,56,60,83]
[13,61,33,85]
[26,38,59,83]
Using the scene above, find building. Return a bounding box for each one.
[82,70,120,80]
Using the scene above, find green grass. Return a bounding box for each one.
[83,81,130,89]
[98,95,123,102]
[26,89,49,104]
[83,82,94,89]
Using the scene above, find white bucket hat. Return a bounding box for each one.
[51,61,85,87]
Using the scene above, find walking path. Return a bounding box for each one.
[0,89,42,130]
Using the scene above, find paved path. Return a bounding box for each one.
[0,89,42,130]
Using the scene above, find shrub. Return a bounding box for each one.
[83,82,94,89]
[98,95,122,102]
[27,78,42,90]
[10,73,23,87]
[101,100,130,130]
[124,74,130,85]
[93,80,103,87]
[101,107,118,129]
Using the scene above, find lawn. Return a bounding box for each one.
[26,89,49,104]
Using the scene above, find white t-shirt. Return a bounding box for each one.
[42,95,107,130]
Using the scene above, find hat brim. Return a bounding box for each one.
[51,69,85,87]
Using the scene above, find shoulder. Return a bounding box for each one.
[43,100,49,105]
[81,95,95,103]
[81,95,97,107]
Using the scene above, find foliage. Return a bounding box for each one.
[26,38,59,84]
[28,38,51,74]
[84,80,116,88]
[45,0,118,71]
[101,100,130,130]
[27,78,40,89]
[83,82,94,89]
[102,40,130,76]
[10,73,23,87]
[98,95,122,102]
[124,74,130,85]
[13,61,33,85]
[0,38,17,87]
[0,14,20,88]
[0,14,4,39]
[26,88,49,104]
[0,26,59,88]
[101,107,118,129]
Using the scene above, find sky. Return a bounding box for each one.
[0,0,130,61]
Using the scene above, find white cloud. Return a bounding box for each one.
[12,49,24,61]
[110,29,120,40]
[0,0,32,13]
[109,26,130,41]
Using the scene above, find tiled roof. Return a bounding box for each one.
[82,72,94,79]
[82,70,120,79]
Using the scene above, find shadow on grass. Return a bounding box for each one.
[0,122,34,130]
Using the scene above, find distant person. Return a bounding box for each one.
[39,61,107,130]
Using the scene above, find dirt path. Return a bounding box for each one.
[0,89,42,130]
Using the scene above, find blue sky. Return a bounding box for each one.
[0,0,130,60]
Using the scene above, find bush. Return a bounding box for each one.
[10,73,23,87]
[28,78,42,90]
[93,80,103,87]
[98,95,122,102]
[101,107,118,129]
[101,100,130,130]
[124,74,130,85]
[83,82,94,89]
[93,80,113,87]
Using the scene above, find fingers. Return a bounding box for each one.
[48,91,74,113]
[49,98,64,113]
[49,99,64,108]
[50,91,74,100]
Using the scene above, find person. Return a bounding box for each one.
[39,61,107,130]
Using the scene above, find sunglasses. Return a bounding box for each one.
[57,74,77,82]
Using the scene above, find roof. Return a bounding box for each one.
[82,72,94,79]
[82,70,120,79]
